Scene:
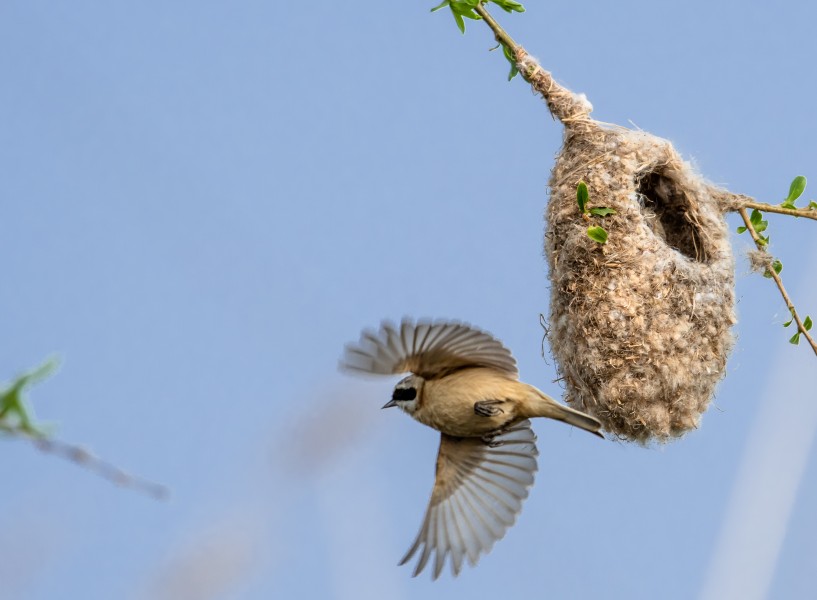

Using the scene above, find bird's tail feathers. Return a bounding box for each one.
[525,387,604,439]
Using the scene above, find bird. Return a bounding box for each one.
[340,317,603,579]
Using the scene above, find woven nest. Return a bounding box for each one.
[517,54,737,443]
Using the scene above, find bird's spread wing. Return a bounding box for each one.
[340,318,518,379]
[400,420,538,579]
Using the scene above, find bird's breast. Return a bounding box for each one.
[413,369,523,437]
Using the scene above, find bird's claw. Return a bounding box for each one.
[480,430,505,447]
[473,399,505,418]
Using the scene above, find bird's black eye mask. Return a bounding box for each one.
[392,387,417,401]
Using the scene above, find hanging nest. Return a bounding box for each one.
[516,53,738,443]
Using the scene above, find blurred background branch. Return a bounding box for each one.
[2,358,169,500]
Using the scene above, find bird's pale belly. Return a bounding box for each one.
[416,406,512,437]
[415,374,522,438]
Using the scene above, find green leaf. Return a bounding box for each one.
[809,201,817,210]
[805,315,813,331]
[450,0,481,19]
[782,175,807,207]
[577,181,588,214]
[763,259,783,279]
[491,0,526,12]
[749,209,768,235]
[432,0,478,32]
[587,226,608,244]
[507,63,519,81]
[736,225,747,234]
[21,358,59,387]
[590,207,616,217]
[457,9,481,20]
[783,317,793,328]
[453,9,465,33]
[0,357,59,438]
[790,331,801,345]
[500,42,519,81]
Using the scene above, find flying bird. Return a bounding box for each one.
[340,318,603,579]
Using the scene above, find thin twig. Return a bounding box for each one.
[474,3,592,125]
[740,200,817,221]
[4,430,170,500]
[474,3,520,56]
[738,207,817,357]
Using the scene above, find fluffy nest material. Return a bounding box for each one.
[517,54,738,443]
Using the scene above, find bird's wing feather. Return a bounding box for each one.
[340,318,518,379]
[399,419,538,579]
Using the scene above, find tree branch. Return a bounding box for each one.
[29,433,169,500]
[474,3,591,124]
[737,207,817,357]
[474,3,520,56]
[740,200,817,221]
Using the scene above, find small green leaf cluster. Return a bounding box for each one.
[737,208,769,245]
[431,0,482,34]
[784,311,814,345]
[577,181,616,244]
[0,358,58,438]
[430,0,525,79]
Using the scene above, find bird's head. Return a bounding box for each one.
[383,374,423,415]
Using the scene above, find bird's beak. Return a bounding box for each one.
[381,399,398,409]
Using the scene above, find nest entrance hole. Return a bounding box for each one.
[636,170,708,262]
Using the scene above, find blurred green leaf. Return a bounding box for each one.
[790,331,801,345]
[781,175,807,208]
[577,181,589,214]
[805,315,813,331]
[736,225,748,234]
[430,0,450,12]
[587,226,608,244]
[0,357,59,438]
[809,201,817,210]
[590,207,616,217]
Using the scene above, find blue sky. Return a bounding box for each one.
[2,1,816,598]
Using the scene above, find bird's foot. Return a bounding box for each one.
[480,427,509,447]
[473,399,505,418]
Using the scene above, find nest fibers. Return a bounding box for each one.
[516,53,737,443]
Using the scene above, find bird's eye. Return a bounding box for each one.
[392,387,417,401]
